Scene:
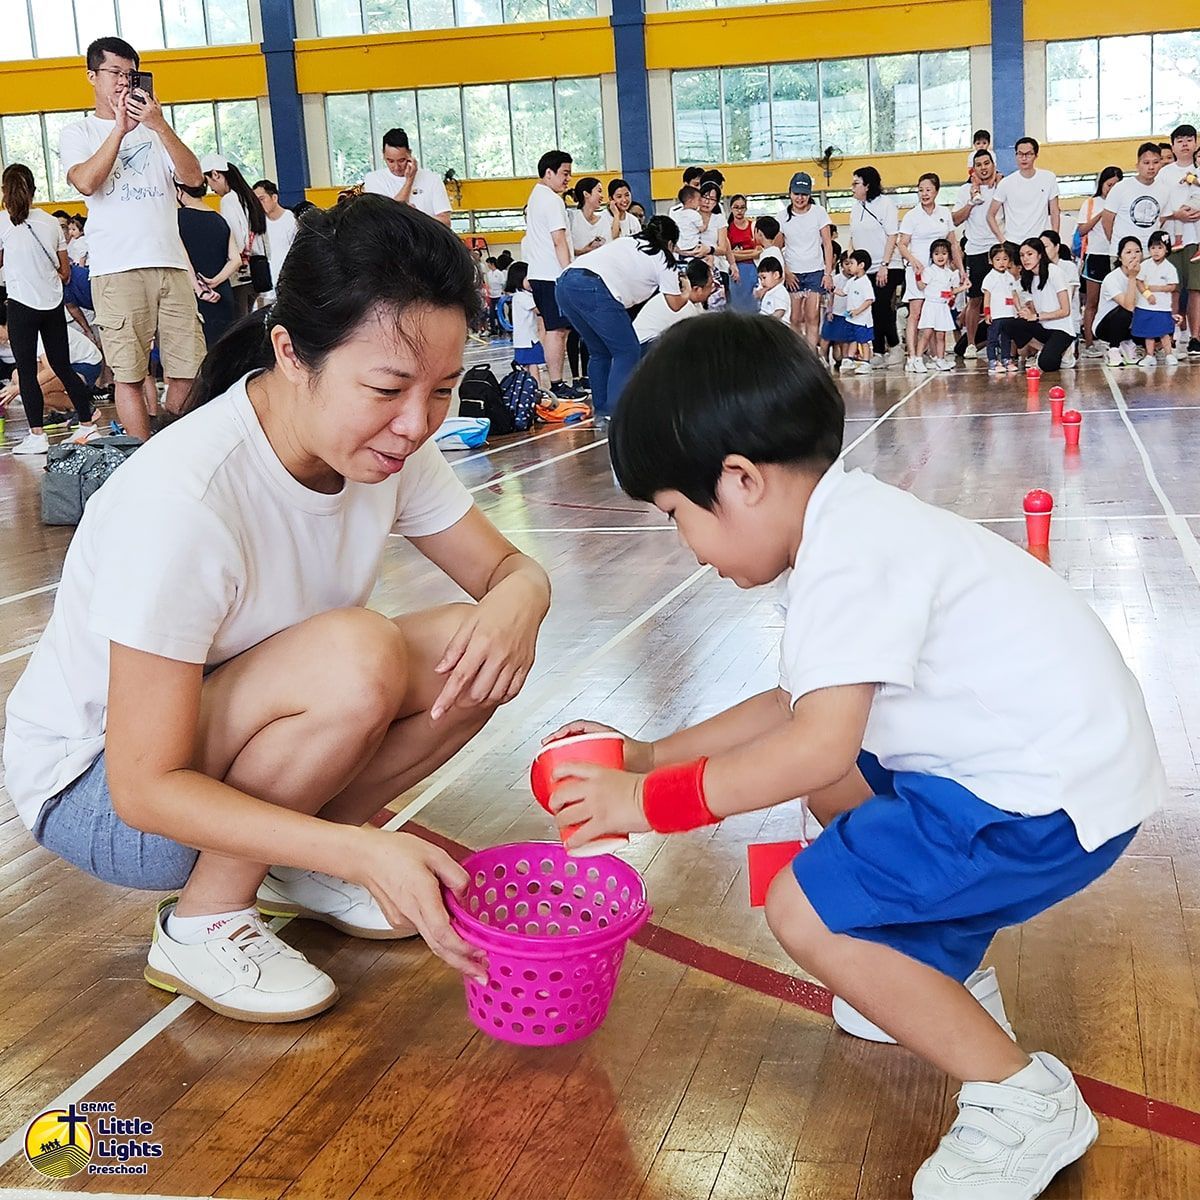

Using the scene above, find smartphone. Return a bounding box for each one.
[130,70,154,100]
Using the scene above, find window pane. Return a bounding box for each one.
[326,93,373,184]
[506,0,549,22]
[1154,31,1200,133]
[0,0,33,60]
[1099,36,1151,139]
[1,115,49,199]
[118,0,166,49]
[674,69,722,163]
[819,59,869,156]
[549,0,596,16]
[415,88,466,177]
[920,50,969,150]
[770,62,819,160]
[217,100,263,180]
[668,0,715,9]
[408,0,454,30]
[163,0,207,48]
[721,66,770,163]
[464,84,514,178]
[365,0,410,32]
[317,0,364,36]
[870,54,919,154]
[371,91,421,164]
[74,0,119,55]
[1046,40,1098,142]
[45,111,87,202]
[555,78,603,171]
[509,80,556,176]
[458,0,502,25]
[32,0,78,57]
[206,0,252,42]
[171,102,218,162]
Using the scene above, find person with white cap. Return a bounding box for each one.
[777,171,834,348]
[58,35,206,441]
[200,154,268,322]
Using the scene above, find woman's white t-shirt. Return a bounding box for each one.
[567,208,610,253]
[1093,268,1136,335]
[849,196,901,269]
[1136,258,1178,311]
[1024,263,1074,333]
[562,236,681,308]
[0,210,65,310]
[777,203,832,273]
[900,203,955,269]
[615,212,642,238]
[511,289,540,348]
[1056,258,1081,333]
[1,374,474,829]
[1078,195,1111,257]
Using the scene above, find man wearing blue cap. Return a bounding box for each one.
[777,171,835,347]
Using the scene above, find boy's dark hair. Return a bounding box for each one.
[1136,141,1162,160]
[755,214,780,239]
[505,260,529,292]
[1147,230,1171,251]
[973,149,994,164]
[682,167,704,186]
[537,150,572,178]
[253,179,279,196]
[87,37,139,71]
[972,129,991,143]
[850,248,872,271]
[830,239,842,261]
[1172,124,1197,142]
[611,314,844,509]
[486,256,497,266]
[1003,240,1021,262]
[52,209,70,220]
[382,128,411,151]
[685,259,712,288]
[757,256,784,279]
[677,185,700,205]
[1015,136,1039,155]
[929,238,952,259]
[1158,142,1173,153]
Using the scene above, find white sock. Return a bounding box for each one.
[166,905,258,945]
[1002,1053,1063,1095]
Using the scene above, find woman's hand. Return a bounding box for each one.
[356,830,487,981]
[431,579,543,720]
[730,264,740,284]
[548,763,652,850]
[542,720,655,774]
[875,267,888,287]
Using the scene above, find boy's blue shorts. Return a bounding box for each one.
[792,751,1137,982]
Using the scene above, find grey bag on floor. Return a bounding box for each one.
[41,435,141,526]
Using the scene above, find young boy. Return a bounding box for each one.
[674,186,705,257]
[819,251,853,370]
[842,249,876,373]
[967,129,992,174]
[755,256,789,321]
[547,314,1165,1200]
[633,259,715,346]
[982,243,1020,374]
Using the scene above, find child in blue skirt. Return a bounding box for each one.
[1133,231,1180,366]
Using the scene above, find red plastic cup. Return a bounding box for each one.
[530,732,630,857]
[1048,386,1066,400]
[1048,396,1064,422]
[748,841,808,907]
[1026,365,1042,380]
[1023,488,1053,548]
[1062,409,1081,447]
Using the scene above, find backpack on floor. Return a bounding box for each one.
[41,435,141,526]
[498,367,538,433]
[457,364,514,435]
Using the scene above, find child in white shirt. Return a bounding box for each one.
[982,243,1021,375]
[842,249,877,373]
[1133,231,1181,366]
[506,261,548,387]
[917,239,968,369]
[819,251,853,370]
[755,257,789,320]
[674,186,704,255]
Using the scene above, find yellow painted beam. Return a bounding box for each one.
[296,19,615,95]
[646,0,990,71]
[0,45,266,116]
[1026,0,1199,41]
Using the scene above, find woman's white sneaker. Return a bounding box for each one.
[912,1052,1098,1200]
[257,867,416,939]
[144,898,339,1022]
[12,432,49,455]
[833,966,1015,1044]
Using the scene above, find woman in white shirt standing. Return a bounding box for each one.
[201,154,267,321]
[1008,238,1075,372]
[0,164,97,454]
[2,196,551,1023]
[848,166,903,364]
[778,171,834,347]
[898,172,962,370]
[1076,166,1122,355]
[698,182,737,302]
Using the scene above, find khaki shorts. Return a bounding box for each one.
[92,267,206,384]
[1169,246,1200,293]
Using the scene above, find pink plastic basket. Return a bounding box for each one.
[446,842,650,1046]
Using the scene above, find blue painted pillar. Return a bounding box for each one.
[259,0,310,205]
[990,0,1025,175]
[610,0,653,210]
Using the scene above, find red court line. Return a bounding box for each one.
[375,812,1200,1147]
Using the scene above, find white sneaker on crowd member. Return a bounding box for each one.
[12,432,49,455]
[833,967,1014,1044]
[855,361,873,375]
[1138,355,1157,368]
[912,1053,1098,1200]
[1165,353,1180,366]
[1061,346,1076,368]
[936,357,954,371]
[68,424,99,445]
[145,898,339,1022]
[1106,347,1123,367]
[964,344,979,359]
[1120,341,1140,365]
[257,866,416,939]
[886,345,905,366]
[907,357,928,373]
[871,353,886,368]
[1082,342,1106,358]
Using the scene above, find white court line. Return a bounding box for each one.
[0,583,58,608]
[1104,366,1200,589]
[841,375,936,455]
[0,644,36,666]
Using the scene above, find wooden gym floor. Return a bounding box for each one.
[1,347,1199,1199]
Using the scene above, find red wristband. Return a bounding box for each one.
[641,757,717,834]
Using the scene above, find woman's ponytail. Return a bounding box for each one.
[636,215,679,262]
[187,307,275,410]
[1,164,35,226]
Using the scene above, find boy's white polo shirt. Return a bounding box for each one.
[778,462,1165,851]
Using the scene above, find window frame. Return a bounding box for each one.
[316,0,596,36]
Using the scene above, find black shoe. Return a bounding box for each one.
[551,381,586,401]
[42,410,80,429]
[575,376,591,392]
[1189,338,1200,356]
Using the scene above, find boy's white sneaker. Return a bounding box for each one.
[257,867,415,939]
[833,966,1014,1044]
[1165,353,1179,366]
[855,361,873,375]
[12,432,49,455]
[909,357,929,373]
[1138,355,1157,368]
[1105,348,1122,367]
[912,1052,1098,1200]
[964,344,979,359]
[144,898,339,1022]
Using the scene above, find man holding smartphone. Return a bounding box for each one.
[59,36,206,441]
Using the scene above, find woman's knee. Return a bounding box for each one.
[310,608,409,724]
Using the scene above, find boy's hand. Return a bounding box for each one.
[542,720,654,774]
[548,764,651,849]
